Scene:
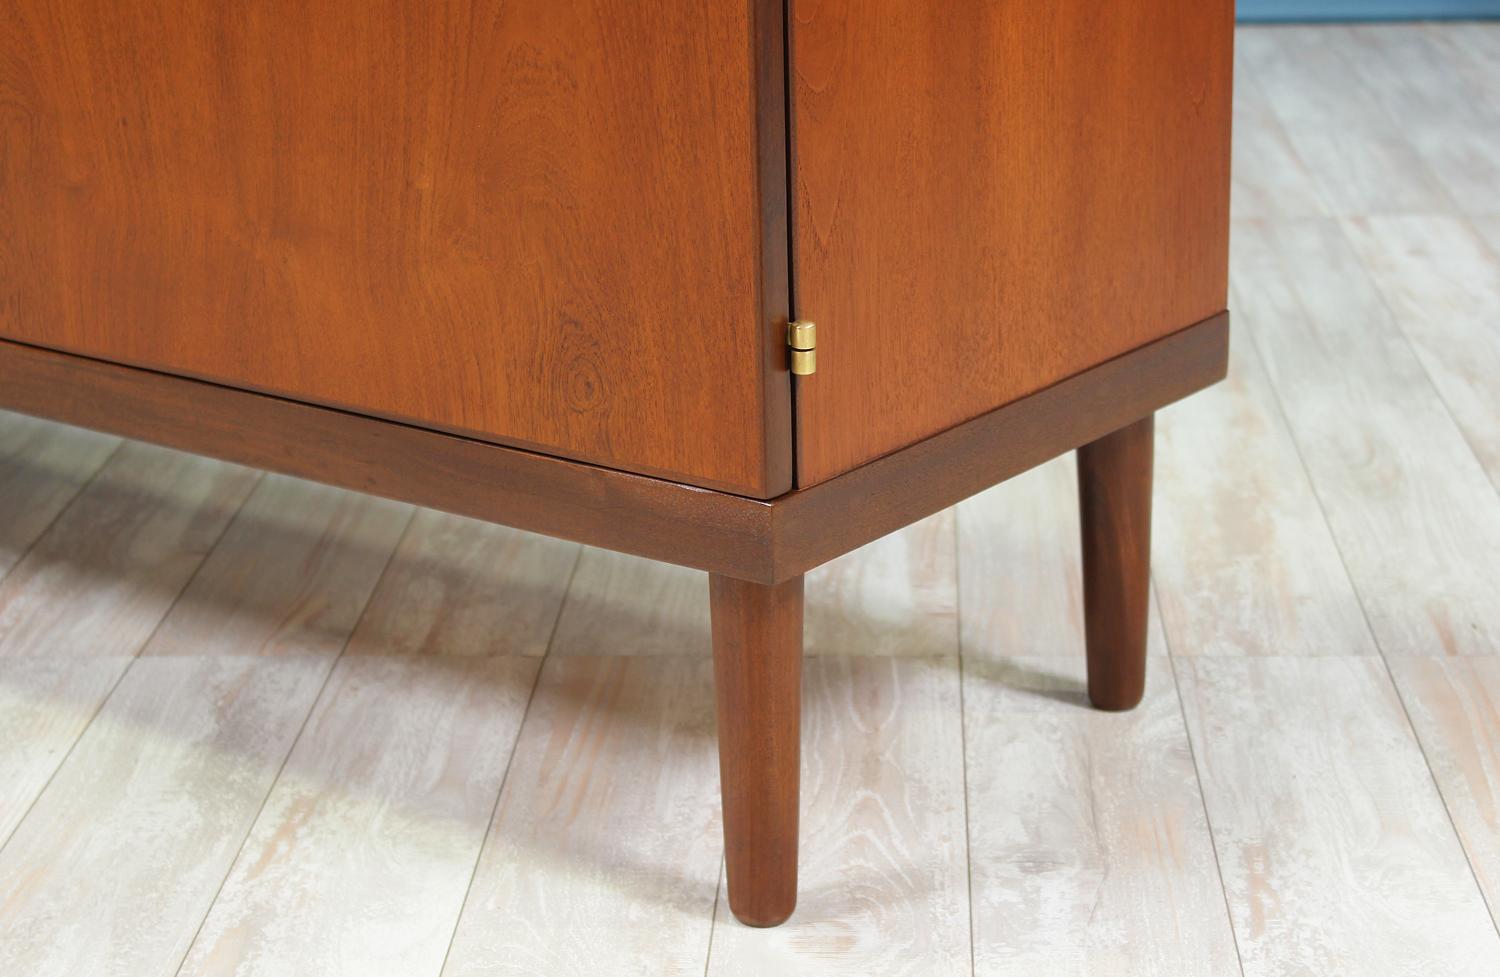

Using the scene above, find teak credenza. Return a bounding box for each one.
[0,0,1233,926]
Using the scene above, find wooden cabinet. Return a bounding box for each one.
[789,0,1232,485]
[0,0,1233,928]
[1,0,792,496]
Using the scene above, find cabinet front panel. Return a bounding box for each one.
[0,0,790,496]
[790,0,1233,485]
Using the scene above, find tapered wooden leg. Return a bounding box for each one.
[709,573,802,927]
[1077,413,1154,712]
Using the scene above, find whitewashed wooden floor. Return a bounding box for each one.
[3,23,1500,977]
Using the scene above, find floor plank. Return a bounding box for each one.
[1237,27,1454,216]
[549,549,710,656]
[958,458,1085,659]
[1343,215,1500,488]
[144,475,412,658]
[964,656,1239,977]
[0,656,331,977]
[1475,215,1500,257]
[552,515,957,659]
[805,512,958,658]
[957,458,1174,662]
[1437,23,1500,181]
[0,411,119,581]
[1388,657,1500,927]
[0,656,132,843]
[1439,21,1500,89]
[1229,61,1329,221]
[0,442,266,847]
[1344,25,1500,218]
[346,508,578,658]
[1176,657,1500,976]
[179,656,538,977]
[442,656,722,977]
[3,24,1500,977]
[0,442,260,657]
[1153,318,1375,657]
[1232,218,1500,657]
[0,467,424,976]
[707,656,970,977]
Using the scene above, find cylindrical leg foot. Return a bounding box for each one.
[709,573,803,927]
[1077,414,1154,712]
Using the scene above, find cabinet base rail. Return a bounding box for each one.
[0,312,1223,926]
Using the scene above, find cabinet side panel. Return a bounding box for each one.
[0,0,791,497]
[790,0,1233,485]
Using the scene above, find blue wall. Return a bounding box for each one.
[1240,0,1500,19]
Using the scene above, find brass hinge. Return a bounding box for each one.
[787,320,816,376]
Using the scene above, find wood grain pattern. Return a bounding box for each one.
[1152,323,1375,657]
[0,312,1228,585]
[957,458,1087,660]
[1475,217,1500,263]
[0,441,259,656]
[707,657,970,975]
[1389,657,1500,921]
[346,508,577,658]
[0,0,791,495]
[805,512,958,659]
[1344,25,1500,218]
[1077,415,1154,711]
[0,336,779,576]
[1176,657,1500,976]
[550,549,710,656]
[963,657,1238,977]
[179,656,537,977]
[0,450,433,975]
[959,478,1176,665]
[4,26,1500,970]
[1343,216,1500,488]
[0,656,132,843]
[1437,24,1500,216]
[789,0,1233,484]
[1237,27,1454,216]
[0,655,332,977]
[956,456,1185,664]
[1440,22,1500,96]
[0,446,411,861]
[773,315,1229,582]
[1449,21,1500,62]
[442,656,723,977]
[710,574,804,927]
[143,474,412,657]
[549,518,961,660]
[1233,219,1500,657]
[0,411,118,580]
[1229,65,1330,220]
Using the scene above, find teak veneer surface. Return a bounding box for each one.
[789,0,1234,485]
[0,0,791,497]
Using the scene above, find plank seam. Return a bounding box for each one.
[435,543,586,975]
[1237,276,1500,941]
[163,501,415,977]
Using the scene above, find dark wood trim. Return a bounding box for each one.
[752,0,795,495]
[0,311,1226,585]
[769,312,1227,580]
[0,337,778,577]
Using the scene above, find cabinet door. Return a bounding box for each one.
[789,0,1233,486]
[0,0,791,497]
